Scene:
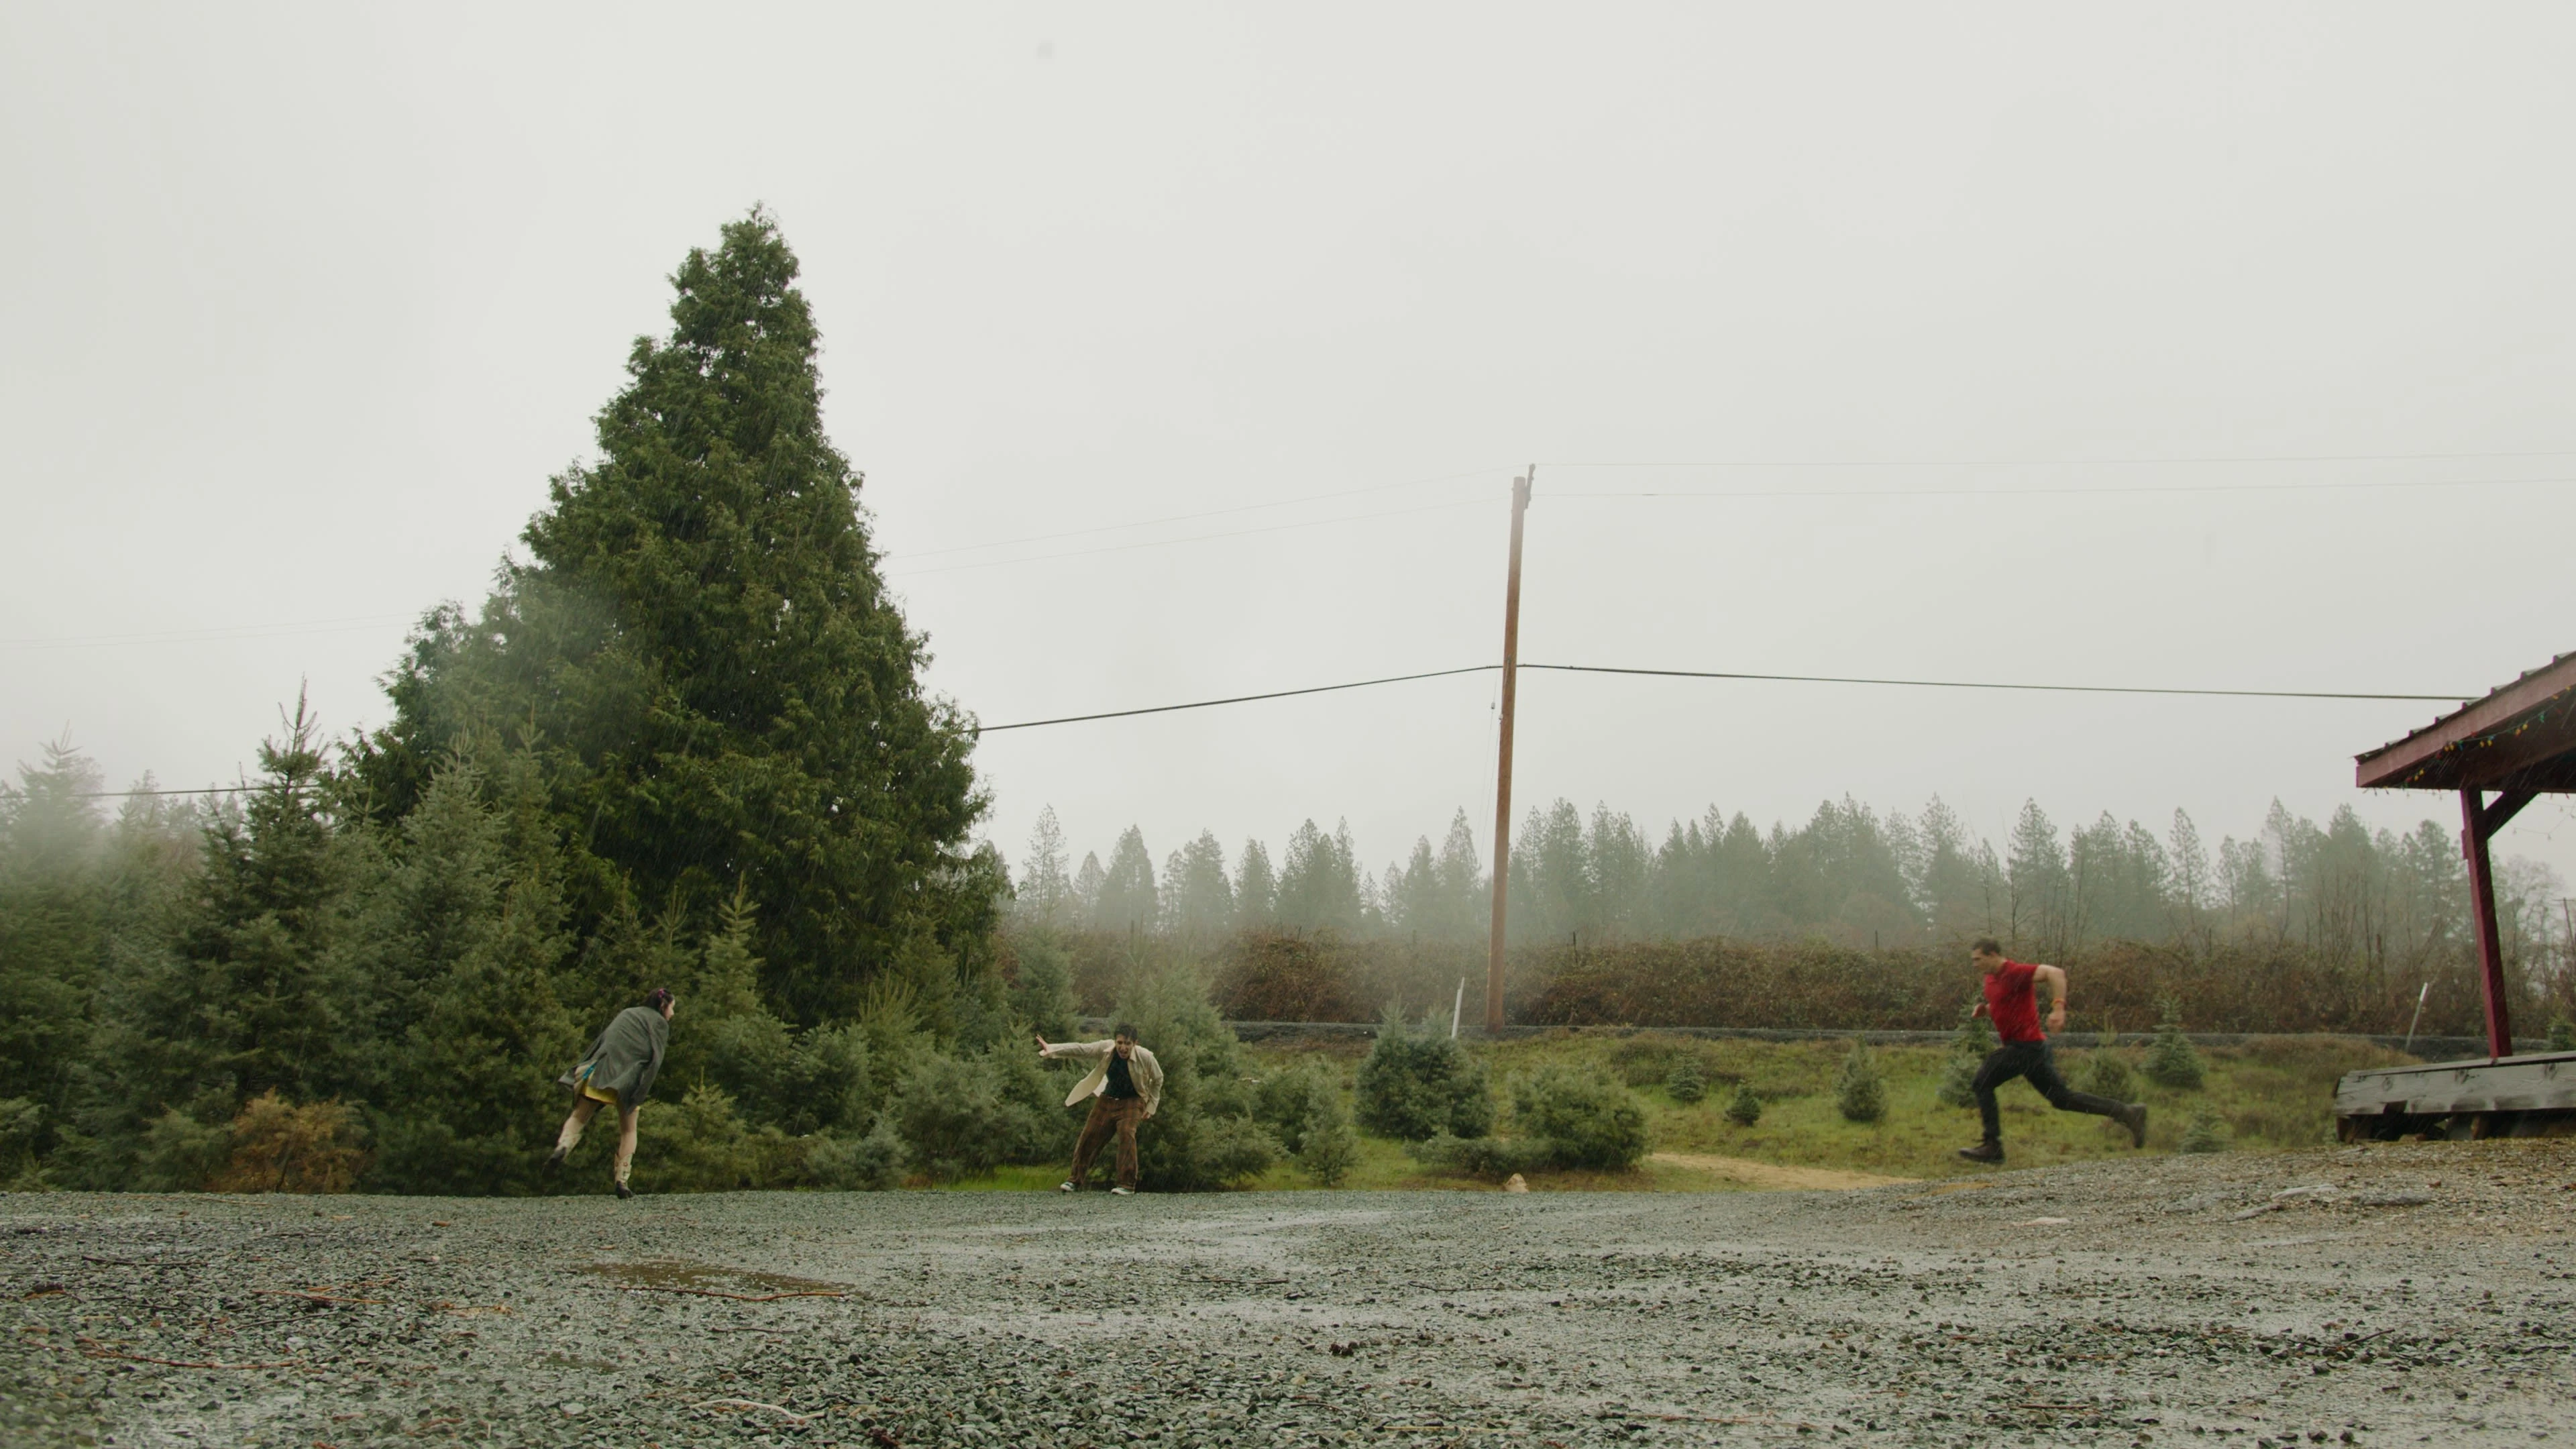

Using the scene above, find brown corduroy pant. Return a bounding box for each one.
[1067,1095,1146,1190]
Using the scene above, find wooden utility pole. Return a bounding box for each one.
[1486,468,1534,1033]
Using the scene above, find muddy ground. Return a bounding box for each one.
[5,1139,2573,1449]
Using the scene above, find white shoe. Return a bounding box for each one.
[1057,1181,1077,1192]
[1108,1186,1134,1196]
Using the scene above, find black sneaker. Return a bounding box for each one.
[2122,1103,2149,1148]
[542,1146,566,1173]
[1956,1140,2004,1165]
[614,1181,634,1199]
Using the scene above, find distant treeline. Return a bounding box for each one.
[1016,794,2567,988]
[1042,926,2568,1042]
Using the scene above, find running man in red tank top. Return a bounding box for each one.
[1957,938,2148,1164]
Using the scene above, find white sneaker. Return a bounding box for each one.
[1057,1181,1077,1192]
[1108,1186,1134,1196]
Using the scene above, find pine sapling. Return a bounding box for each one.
[1936,1053,1980,1111]
[1664,1058,1709,1105]
[1949,1000,1998,1057]
[2144,997,2205,1091]
[2077,1026,2133,1100]
[1834,1039,1886,1124]
[1937,1000,1994,1109]
[1725,1081,1763,1126]
[2179,1104,2227,1154]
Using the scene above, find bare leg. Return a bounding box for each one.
[555,1097,602,1155]
[613,1106,640,1185]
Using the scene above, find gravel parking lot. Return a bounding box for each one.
[7,1139,2573,1448]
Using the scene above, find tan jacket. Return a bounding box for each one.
[1042,1039,1163,1118]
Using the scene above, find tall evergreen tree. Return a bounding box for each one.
[1509,799,1589,943]
[0,739,107,1152]
[1072,851,1107,922]
[1161,830,1234,938]
[1432,809,1486,940]
[1587,804,1651,940]
[1093,826,1158,933]
[1234,839,1277,930]
[2006,800,2070,955]
[354,210,996,1024]
[2165,808,2212,951]
[364,760,580,1193]
[1275,819,1363,935]
[136,698,360,1123]
[1915,796,1990,943]
[1018,806,1074,926]
[1391,835,1440,937]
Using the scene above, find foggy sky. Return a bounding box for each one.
[6,5,2575,893]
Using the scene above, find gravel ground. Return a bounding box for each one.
[6,1139,2573,1448]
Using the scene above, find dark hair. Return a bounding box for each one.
[1970,938,2003,957]
[646,987,676,1012]
[1114,1022,1138,1041]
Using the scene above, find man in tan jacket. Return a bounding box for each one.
[1037,1024,1163,1195]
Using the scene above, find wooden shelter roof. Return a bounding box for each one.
[2355,651,2576,792]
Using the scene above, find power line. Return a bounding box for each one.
[969,661,2467,734]
[972,666,1498,733]
[1515,663,2467,703]
[55,661,2475,793]
[1548,474,2576,502]
[1544,448,2576,469]
[72,784,283,798]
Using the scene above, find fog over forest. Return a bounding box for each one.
[1020,793,2565,971]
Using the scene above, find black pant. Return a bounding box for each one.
[1972,1041,2125,1142]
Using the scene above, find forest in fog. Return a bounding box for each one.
[1019,792,2565,977]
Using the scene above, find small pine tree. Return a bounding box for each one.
[1935,1053,1980,1111]
[1936,1000,1996,1109]
[1664,1058,1708,1105]
[1354,1003,1493,1141]
[1835,1039,1886,1124]
[2144,998,2205,1090]
[2076,1027,2133,1100]
[1297,1097,1360,1187]
[1949,1000,1998,1057]
[2548,1018,2576,1053]
[1724,1081,1763,1126]
[2179,1104,2227,1153]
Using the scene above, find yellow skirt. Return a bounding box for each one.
[578,1075,619,1108]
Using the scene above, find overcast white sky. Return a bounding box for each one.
[6,5,2575,892]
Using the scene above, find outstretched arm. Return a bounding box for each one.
[2033,963,2069,1033]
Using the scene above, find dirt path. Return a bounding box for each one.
[6,1139,2573,1447]
[1651,1150,1917,1191]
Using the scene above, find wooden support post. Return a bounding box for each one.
[1485,469,1533,1034]
[2461,788,2516,1060]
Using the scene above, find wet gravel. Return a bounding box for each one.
[5,1138,2573,1448]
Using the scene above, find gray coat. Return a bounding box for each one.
[561,1006,669,1112]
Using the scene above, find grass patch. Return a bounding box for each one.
[945,1031,2412,1190]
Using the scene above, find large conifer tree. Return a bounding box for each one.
[360,211,995,1023]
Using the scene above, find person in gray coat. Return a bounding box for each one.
[547,987,674,1198]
